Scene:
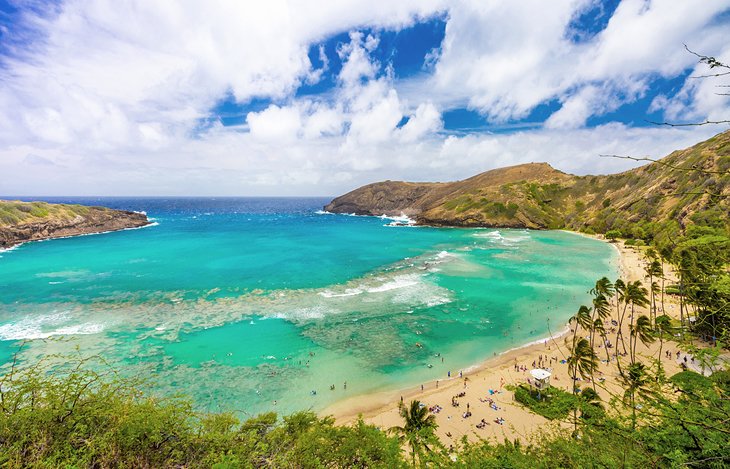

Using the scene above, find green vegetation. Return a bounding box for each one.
[1,356,728,468]
[0,359,403,468]
[414,130,730,233]
[389,400,439,467]
[0,200,96,227]
[512,385,576,421]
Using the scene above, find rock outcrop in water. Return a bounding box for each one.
[326,130,730,232]
[0,200,150,249]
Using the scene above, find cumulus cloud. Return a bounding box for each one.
[399,102,443,141]
[0,0,728,196]
[419,0,729,123]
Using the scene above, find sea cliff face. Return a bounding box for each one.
[0,201,150,249]
[325,131,730,233]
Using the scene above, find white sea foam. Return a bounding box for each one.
[0,312,104,340]
[436,250,450,259]
[379,213,416,226]
[425,295,451,307]
[366,274,420,293]
[279,306,329,320]
[314,210,333,215]
[0,243,23,255]
[318,288,364,298]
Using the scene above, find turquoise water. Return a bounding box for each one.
[0,197,617,415]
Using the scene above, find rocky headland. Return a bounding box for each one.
[325,130,730,234]
[0,200,150,249]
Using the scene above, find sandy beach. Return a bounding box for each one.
[322,236,689,444]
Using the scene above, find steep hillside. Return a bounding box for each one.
[0,200,150,248]
[325,130,730,234]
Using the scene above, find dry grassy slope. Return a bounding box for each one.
[325,130,730,232]
[0,200,150,248]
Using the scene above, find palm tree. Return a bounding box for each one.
[614,278,627,353]
[645,259,662,323]
[390,400,438,467]
[629,315,655,365]
[650,280,660,324]
[590,293,611,360]
[589,277,612,351]
[622,362,654,430]
[590,318,608,392]
[626,281,649,347]
[591,293,611,322]
[570,305,593,336]
[593,318,610,362]
[658,257,666,317]
[567,338,598,432]
[655,314,672,379]
[591,277,614,299]
[619,281,649,357]
[568,305,592,383]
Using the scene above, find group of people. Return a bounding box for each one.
[531,354,557,369]
[451,390,466,407]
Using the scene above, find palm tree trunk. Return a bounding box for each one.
[657,332,664,379]
[629,304,636,364]
[571,360,578,433]
[648,272,654,324]
[589,312,597,392]
[631,391,636,430]
[618,302,629,355]
[679,274,685,341]
[631,324,639,363]
[660,260,665,315]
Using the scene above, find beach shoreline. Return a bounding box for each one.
[321,232,686,443]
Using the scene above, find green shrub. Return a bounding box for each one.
[513,385,577,420]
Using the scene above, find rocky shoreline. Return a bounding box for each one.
[0,202,150,249]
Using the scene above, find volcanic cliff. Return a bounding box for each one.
[0,201,150,249]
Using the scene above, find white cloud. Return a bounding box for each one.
[247,105,302,142]
[398,102,443,141]
[415,0,729,124]
[0,0,728,197]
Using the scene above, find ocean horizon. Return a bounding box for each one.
[0,197,618,416]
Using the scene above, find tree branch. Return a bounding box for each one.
[598,154,730,175]
[646,119,730,127]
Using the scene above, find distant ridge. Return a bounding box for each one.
[325,131,730,234]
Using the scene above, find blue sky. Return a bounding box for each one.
[0,0,728,195]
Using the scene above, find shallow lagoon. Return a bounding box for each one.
[0,197,617,415]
